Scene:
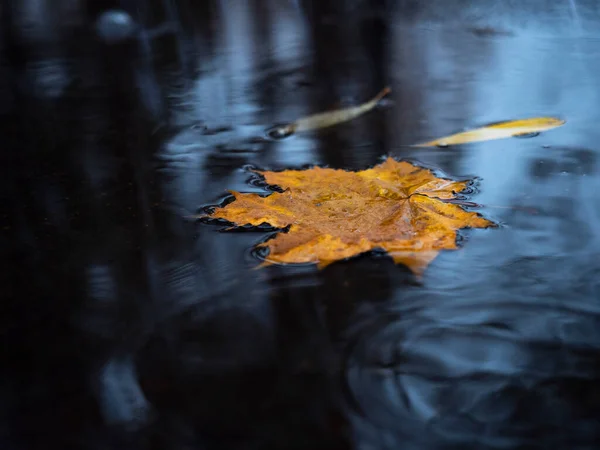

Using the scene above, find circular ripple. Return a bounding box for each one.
[342,304,600,449]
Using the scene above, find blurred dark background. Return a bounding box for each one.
[3,1,600,449]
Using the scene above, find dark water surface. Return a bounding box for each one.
[3,1,600,449]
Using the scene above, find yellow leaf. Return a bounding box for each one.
[198,158,495,276]
[267,87,391,138]
[413,117,565,147]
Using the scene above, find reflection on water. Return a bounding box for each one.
[4,0,600,449]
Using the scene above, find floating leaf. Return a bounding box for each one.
[414,117,565,147]
[267,87,391,139]
[198,158,495,276]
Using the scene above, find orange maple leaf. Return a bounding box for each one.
[201,157,495,276]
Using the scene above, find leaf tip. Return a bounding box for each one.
[374,86,392,103]
[316,259,335,270]
[253,261,272,270]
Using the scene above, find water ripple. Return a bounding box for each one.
[343,270,600,448]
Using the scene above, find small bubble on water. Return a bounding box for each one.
[251,245,270,261]
[265,124,294,140]
[96,10,136,43]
